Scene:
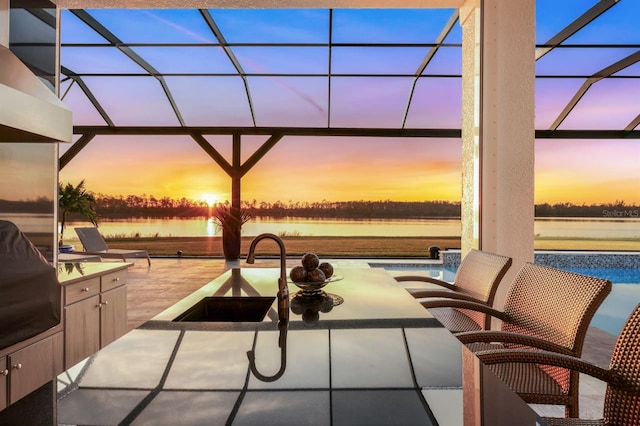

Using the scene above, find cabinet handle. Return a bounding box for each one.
[103,300,109,306]
[97,302,102,308]
[1,369,8,376]
[12,363,22,370]
[113,277,120,282]
[83,287,90,292]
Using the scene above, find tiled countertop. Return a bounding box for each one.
[57,267,544,425]
[151,267,440,326]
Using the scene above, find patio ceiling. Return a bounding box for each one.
[16,1,640,155]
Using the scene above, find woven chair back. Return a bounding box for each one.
[502,262,611,395]
[453,249,512,329]
[603,303,640,425]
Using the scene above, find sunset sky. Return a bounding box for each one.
[53,5,640,206]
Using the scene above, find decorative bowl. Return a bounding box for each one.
[289,275,343,294]
[290,291,344,326]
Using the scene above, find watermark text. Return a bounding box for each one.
[602,209,639,218]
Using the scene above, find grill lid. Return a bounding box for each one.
[0,220,61,350]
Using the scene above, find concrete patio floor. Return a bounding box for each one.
[121,257,616,421]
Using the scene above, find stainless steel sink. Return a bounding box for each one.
[172,296,275,322]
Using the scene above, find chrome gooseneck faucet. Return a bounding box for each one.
[246,233,290,319]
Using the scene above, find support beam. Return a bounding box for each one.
[232,133,241,211]
[72,126,460,138]
[550,50,640,130]
[71,125,640,139]
[61,66,114,127]
[59,133,95,169]
[625,114,640,132]
[52,1,466,9]
[535,0,619,60]
[200,10,257,127]
[240,133,283,177]
[71,10,186,126]
[190,133,233,175]
[402,9,459,128]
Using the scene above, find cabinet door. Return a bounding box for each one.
[100,286,128,348]
[0,356,6,411]
[7,333,60,404]
[65,295,101,370]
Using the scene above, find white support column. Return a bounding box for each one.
[0,0,8,48]
[460,0,536,309]
[460,1,481,256]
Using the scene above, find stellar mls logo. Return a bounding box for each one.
[602,209,639,218]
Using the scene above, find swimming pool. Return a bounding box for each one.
[372,263,640,337]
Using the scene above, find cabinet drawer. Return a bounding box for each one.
[101,270,127,292]
[64,278,100,305]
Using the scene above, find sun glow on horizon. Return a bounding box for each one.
[200,193,219,207]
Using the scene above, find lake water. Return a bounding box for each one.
[62,216,640,239]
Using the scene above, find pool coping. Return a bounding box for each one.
[437,249,640,269]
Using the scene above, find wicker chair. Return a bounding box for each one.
[422,262,612,417]
[394,249,512,332]
[477,303,640,425]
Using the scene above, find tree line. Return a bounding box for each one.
[2,196,637,220]
[78,196,464,219]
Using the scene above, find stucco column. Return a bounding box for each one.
[0,0,8,48]
[460,0,536,308]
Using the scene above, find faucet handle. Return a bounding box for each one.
[278,278,290,298]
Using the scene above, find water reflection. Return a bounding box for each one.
[58,262,85,276]
[247,316,289,382]
[290,291,344,326]
[212,268,279,322]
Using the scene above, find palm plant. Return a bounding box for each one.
[58,180,99,244]
[211,203,252,260]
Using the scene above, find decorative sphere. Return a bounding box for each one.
[289,266,307,282]
[306,268,327,283]
[301,253,320,271]
[302,309,320,326]
[318,262,334,278]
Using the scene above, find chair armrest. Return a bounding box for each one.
[410,290,487,304]
[420,299,508,321]
[455,331,574,355]
[475,349,622,386]
[394,275,456,290]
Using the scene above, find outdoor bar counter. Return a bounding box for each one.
[57,267,546,425]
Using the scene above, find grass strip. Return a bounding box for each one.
[94,236,640,257]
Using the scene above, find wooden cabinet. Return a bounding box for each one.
[64,294,100,369]
[0,263,128,414]
[62,264,129,370]
[100,286,128,347]
[1,332,62,407]
[8,333,63,404]
[0,356,6,412]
